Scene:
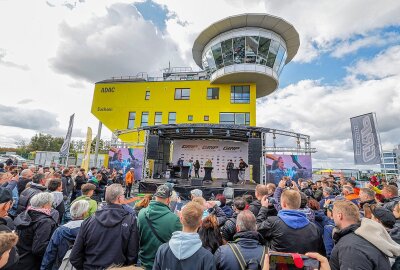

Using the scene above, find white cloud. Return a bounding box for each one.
[257,45,400,168]
[51,3,185,82]
[156,0,400,63]
[331,32,400,58]
[347,45,400,80]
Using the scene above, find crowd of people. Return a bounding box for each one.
[0,159,400,270]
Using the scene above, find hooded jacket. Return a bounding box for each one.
[153,231,215,270]
[329,219,399,270]
[61,174,74,197]
[215,231,266,270]
[17,183,47,214]
[51,191,65,224]
[249,199,262,217]
[41,219,84,270]
[14,209,58,270]
[383,196,400,212]
[70,204,139,270]
[137,200,182,270]
[257,207,323,254]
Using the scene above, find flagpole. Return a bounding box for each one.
[373,112,387,180]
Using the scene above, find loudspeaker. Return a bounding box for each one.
[147,135,159,159]
[248,138,262,184]
[191,178,203,186]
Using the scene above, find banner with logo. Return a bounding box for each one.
[108,147,144,180]
[81,127,92,172]
[350,113,381,165]
[172,140,248,179]
[265,154,312,185]
[59,114,74,158]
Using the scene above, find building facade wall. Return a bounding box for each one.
[91,80,256,142]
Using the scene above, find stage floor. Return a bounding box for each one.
[139,178,256,200]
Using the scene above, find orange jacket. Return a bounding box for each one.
[345,193,359,202]
[125,171,135,185]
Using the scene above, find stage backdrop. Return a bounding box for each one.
[172,140,249,179]
[265,154,312,185]
[108,148,144,180]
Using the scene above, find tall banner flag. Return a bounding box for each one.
[59,114,75,158]
[350,113,381,165]
[81,127,92,171]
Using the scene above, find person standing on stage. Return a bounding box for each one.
[194,160,200,178]
[188,159,193,178]
[226,160,234,181]
[125,167,134,198]
[238,159,248,184]
[177,158,184,167]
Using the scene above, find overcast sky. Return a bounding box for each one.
[1,0,399,170]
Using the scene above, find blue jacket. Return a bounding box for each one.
[41,219,84,270]
[221,205,233,218]
[323,219,335,258]
[153,231,215,270]
[70,204,139,269]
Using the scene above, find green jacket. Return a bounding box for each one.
[138,200,182,270]
[72,195,98,218]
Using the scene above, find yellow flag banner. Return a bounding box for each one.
[81,127,92,172]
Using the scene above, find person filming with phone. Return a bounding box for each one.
[257,177,323,254]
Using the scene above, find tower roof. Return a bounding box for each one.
[192,13,300,68]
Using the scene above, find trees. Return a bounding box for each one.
[27,133,64,152]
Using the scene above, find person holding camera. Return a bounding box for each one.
[256,178,323,254]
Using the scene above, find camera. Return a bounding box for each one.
[268,197,277,204]
[285,179,292,187]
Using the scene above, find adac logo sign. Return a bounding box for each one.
[100,87,115,93]
[223,146,240,151]
[182,145,197,149]
[202,146,218,150]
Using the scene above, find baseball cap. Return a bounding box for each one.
[372,207,396,229]
[190,189,203,198]
[154,184,172,199]
[81,183,96,193]
[0,187,13,204]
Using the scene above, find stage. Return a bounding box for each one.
[139,178,256,200]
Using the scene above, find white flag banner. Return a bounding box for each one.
[59,114,75,158]
[350,113,381,165]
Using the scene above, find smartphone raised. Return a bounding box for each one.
[269,251,320,270]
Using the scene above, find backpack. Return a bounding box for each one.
[59,240,76,270]
[59,249,76,270]
[227,243,267,270]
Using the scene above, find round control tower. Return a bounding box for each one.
[192,13,300,98]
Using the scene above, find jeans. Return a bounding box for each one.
[125,184,132,198]
[239,170,245,181]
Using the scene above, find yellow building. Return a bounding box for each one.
[92,78,256,142]
[91,14,299,144]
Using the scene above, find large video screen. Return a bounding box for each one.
[108,148,143,180]
[265,154,312,185]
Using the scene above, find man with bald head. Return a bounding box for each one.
[17,169,33,194]
[257,189,322,253]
